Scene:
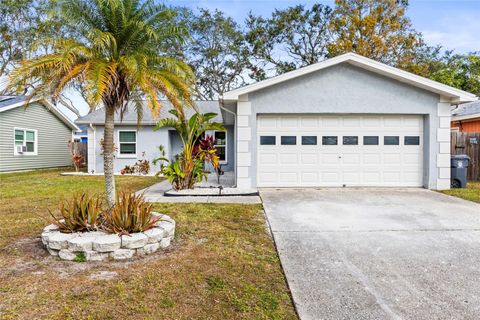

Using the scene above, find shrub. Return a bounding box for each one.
[102,191,159,235]
[120,153,150,175]
[135,158,150,175]
[48,193,103,233]
[120,165,136,175]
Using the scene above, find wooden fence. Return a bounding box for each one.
[71,141,88,167]
[451,132,480,181]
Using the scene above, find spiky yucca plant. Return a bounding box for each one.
[49,193,103,233]
[9,0,194,207]
[102,192,159,235]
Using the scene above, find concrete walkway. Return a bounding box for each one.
[138,180,261,204]
[260,188,480,320]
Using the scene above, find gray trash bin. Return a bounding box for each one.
[451,154,470,188]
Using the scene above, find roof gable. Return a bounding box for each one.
[0,96,80,131]
[223,53,478,104]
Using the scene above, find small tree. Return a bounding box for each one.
[154,110,224,190]
[68,140,83,172]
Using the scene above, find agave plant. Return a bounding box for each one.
[102,192,159,235]
[48,193,103,233]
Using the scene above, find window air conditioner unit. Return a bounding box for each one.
[16,145,27,153]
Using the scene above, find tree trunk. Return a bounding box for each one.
[104,106,116,207]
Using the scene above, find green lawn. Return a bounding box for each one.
[0,169,297,319]
[439,181,480,203]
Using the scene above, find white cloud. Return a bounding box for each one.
[419,12,480,53]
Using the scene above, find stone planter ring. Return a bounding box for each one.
[41,212,175,261]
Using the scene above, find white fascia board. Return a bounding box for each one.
[452,113,480,122]
[223,52,478,104]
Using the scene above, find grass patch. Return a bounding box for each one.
[439,181,480,203]
[0,168,158,247]
[0,169,297,319]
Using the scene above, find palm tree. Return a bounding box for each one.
[155,110,225,189]
[9,0,194,207]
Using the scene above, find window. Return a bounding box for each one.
[118,131,136,156]
[214,131,227,162]
[363,136,379,145]
[260,136,276,145]
[404,136,420,145]
[343,136,358,145]
[14,128,36,155]
[302,136,317,145]
[281,136,296,145]
[322,136,338,145]
[384,136,399,145]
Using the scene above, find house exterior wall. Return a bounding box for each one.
[0,103,73,172]
[452,119,480,132]
[235,63,450,190]
[90,125,169,174]
[88,124,236,174]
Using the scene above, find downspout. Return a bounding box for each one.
[218,97,237,188]
[89,123,96,173]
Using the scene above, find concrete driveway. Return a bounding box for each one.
[260,188,480,320]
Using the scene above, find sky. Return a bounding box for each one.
[64,0,480,119]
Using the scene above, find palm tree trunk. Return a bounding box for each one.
[104,106,116,207]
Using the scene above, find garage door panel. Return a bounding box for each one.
[279,153,298,164]
[258,172,277,185]
[383,153,401,164]
[363,116,382,127]
[258,116,277,129]
[257,115,424,187]
[322,153,340,164]
[321,171,341,183]
[300,117,319,128]
[363,153,381,164]
[280,116,298,128]
[383,171,401,183]
[322,117,340,127]
[364,171,381,183]
[342,153,361,164]
[301,172,319,183]
[404,153,421,164]
[301,154,318,165]
[259,153,277,165]
[343,172,360,183]
[403,116,423,127]
[343,117,361,127]
[384,116,403,127]
[279,172,298,183]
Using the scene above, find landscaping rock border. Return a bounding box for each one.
[41,212,175,261]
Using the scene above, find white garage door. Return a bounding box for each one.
[257,115,424,187]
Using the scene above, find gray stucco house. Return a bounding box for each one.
[75,101,235,174]
[76,53,478,190]
[0,96,80,172]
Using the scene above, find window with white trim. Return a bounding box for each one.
[14,128,37,155]
[118,131,136,156]
[214,131,227,163]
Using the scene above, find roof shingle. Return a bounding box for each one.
[75,100,222,125]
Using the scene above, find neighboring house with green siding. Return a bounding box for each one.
[0,96,79,172]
